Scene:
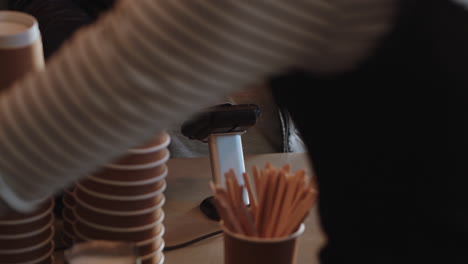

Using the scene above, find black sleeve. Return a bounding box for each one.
[270,0,468,263]
[9,0,94,59]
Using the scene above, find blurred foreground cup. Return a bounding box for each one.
[0,11,44,90]
[223,222,305,264]
[65,240,138,264]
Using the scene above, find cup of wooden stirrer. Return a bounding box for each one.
[211,162,318,264]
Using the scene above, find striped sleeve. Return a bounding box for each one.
[0,0,397,213]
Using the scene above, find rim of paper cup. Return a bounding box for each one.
[138,241,165,261]
[135,225,165,246]
[87,166,168,186]
[13,241,55,264]
[0,228,54,254]
[158,254,165,264]
[75,224,165,248]
[74,194,166,216]
[221,222,305,243]
[62,195,76,209]
[105,150,170,170]
[0,11,40,49]
[62,210,76,224]
[74,211,165,232]
[0,215,54,239]
[0,199,54,225]
[76,180,167,201]
[128,134,171,154]
[61,228,76,241]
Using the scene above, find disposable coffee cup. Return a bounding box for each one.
[223,222,305,264]
[75,181,166,211]
[0,11,44,90]
[138,241,164,264]
[129,132,170,154]
[76,224,165,257]
[106,150,170,170]
[75,193,166,216]
[74,198,164,228]
[0,212,54,235]
[0,240,54,263]
[79,175,166,197]
[0,226,54,251]
[65,240,138,264]
[92,163,168,182]
[0,197,53,222]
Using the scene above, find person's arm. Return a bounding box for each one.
[0,0,397,214]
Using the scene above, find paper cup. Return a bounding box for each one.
[62,207,75,223]
[129,132,170,154]
[135,227,165,257]
[74,193,165,216]
[111,147,169,166]
[223,223,305,264]
[140,254,164,264]
[0,226,54,251]
[75,182,166,211]
[74,212,164,242]
[29,255,54,264]
[105,150,170,170]
[63,191,76,208]
[87,166,168,187]
[0,228,53,254]
[0,11,44,90]
[92,163,168,182]
[0,215,54,240]
[61,229,75,248]
[75,224,165,257]
[74,199,164,228]
[78,176,166,197]
[0,198,53,223]
[138,241,164,264]
[0,240,54,263]
[64,240,138,264]
[63,218,76,238]
[0,213,54,235]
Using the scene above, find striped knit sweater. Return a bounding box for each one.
[0,0,398,214]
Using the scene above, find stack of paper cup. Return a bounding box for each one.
[73,132,170,264]
[61,186,76,247]
[0,197,55,264]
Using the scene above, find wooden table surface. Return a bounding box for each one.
[55,152,327,263]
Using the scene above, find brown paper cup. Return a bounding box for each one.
[105,149,170,171]
[78,176,166,197]
[62,229,75,248]
[139,243,164,264]
[130,132,170,153]
[33,255,54,264]
[111,148,169,166]
[63,191,76,208]
[0,213,54,236]
[74,182,166,211]
[92,163,168,182]
[74,212,164,242]
[0,198,53,222]
[0,11,44,90]
[74,199,164,228]
[63,218,76,237]
[0,240,54,263]
[65,240,138,264]
[223,223,305,264]
[63,207,76,223]
[135,225,164,256]
[0,226,53,251]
